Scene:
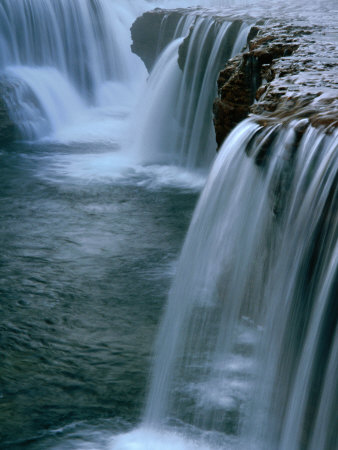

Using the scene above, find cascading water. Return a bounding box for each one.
[140,120,338,449]
[1,66,86,140]
[174,18,249,168]
[0,0,147,141]
[0,0,251,162]
[131,12,251,169]
[0,1,337,449]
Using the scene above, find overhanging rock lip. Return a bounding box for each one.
[130,7,257,73]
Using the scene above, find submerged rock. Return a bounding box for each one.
[0,91,16,145]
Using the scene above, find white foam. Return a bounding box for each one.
[44,81,139,145]
[48,425,238,450]
[43,108,130,146]
[109,428,214,450]
[130,165,207,191]
[39,151,206,191]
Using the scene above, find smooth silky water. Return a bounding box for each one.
[0,0,337,449]
[0,0,204,447]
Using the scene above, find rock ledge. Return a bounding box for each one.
[214,22,338,146]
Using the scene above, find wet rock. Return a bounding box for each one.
[130,9,190,72]
[213,27,299,146]
[131,8,253,73]
[0,94,16,145]
[214,22,338,146]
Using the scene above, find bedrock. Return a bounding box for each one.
[214,21,338,146]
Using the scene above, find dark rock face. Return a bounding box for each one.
[131,8,252,74]
[130,9,189,72]
[213,29,300,146]
[214,22,338,147]
[0,94,16,145]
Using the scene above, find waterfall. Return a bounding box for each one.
[132,13,251,169]
[0,0,147,141]
[1,66,86,140]
[174,18,249,168]
[143,119,338,449]
[0,0,251,157]
[1,2,335,448]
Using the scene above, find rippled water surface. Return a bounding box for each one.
[0,142,200,448]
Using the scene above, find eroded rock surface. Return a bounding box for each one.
[214,22,338,146]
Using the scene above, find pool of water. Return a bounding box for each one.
[0,142,201,448]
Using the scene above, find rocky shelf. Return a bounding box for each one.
[130,8,255,73]
[214,20,338,146]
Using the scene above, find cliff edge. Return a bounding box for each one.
[214,21,338,146]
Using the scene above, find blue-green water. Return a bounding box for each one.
[0,142,200,448]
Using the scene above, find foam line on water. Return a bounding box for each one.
[38,151,207,191]
[109,428,214,450]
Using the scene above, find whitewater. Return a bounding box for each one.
[0,1,337,449]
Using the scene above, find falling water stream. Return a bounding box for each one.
[0,0,337,449]
[142,120,338,449]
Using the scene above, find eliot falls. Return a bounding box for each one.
[0,0,337,449]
